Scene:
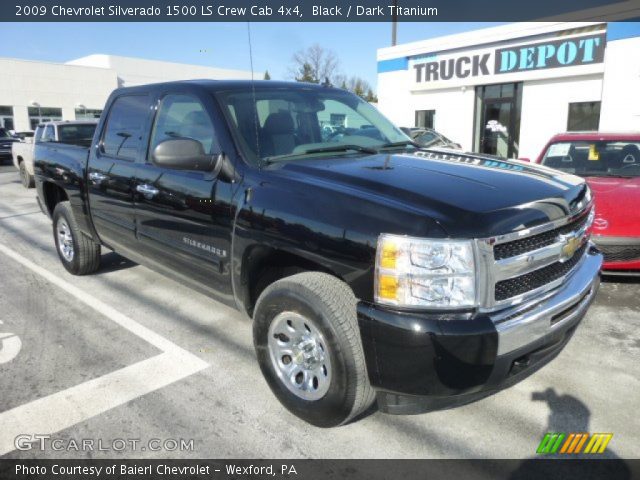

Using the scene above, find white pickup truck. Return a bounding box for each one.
[12,121,97,188]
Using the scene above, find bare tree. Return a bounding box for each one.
[335,75,377,102]
[290,46,378,102]
[291,44,340,84]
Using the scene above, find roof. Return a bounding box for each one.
[111,79,342,94]
[39,120,99,127]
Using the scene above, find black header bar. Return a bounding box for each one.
[1,459,639,480]
[2,0,638,22]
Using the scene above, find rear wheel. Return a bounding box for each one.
[19,162,34,188]
[52,201,101,275]
[253,272,375,427]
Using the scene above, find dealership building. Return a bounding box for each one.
[377,22,640,160]
[0,54,252,132]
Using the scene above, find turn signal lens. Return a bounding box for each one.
[380,242,398,269]
[377,275,399,300]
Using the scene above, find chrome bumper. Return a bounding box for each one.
[491,245,602,355]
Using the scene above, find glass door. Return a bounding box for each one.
[481,99,512,158]
[474,83,522,159]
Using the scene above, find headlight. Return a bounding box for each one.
[375,234,476,309]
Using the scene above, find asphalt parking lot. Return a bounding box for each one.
[0,163,639,460]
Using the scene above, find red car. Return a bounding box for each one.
[535,132,640,274]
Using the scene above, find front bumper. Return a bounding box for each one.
[592,235,640,273]
[357,246,603,415]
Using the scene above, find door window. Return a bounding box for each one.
[101,95,149,161]
[34,126,44,142]
[149,94,217,158]
[41,125,55,142]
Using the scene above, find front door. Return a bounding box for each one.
[134,92,235,302]
[475,83,522,159]
[87,94,152,252]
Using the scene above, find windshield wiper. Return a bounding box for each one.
[378,140,420,150]
[264,144,378,164]
[304,144,378,155]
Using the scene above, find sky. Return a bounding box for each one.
[0,22,502,89]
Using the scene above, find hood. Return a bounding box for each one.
[269,150,590,238]
[586,176,640,237]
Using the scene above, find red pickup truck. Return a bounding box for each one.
[536,132,640,273]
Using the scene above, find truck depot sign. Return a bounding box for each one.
[413,32,606,83]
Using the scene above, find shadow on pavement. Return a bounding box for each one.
[508,387,632,480]
[98,251,137,274]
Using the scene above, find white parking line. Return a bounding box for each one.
[0,242,210,456]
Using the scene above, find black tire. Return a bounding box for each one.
[52,201,101,275]
[253,272,375,427]
[19,161,34,189]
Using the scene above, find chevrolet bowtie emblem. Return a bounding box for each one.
[560,234,581,262]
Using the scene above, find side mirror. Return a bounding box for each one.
[518,157,531,163]
[152,138,215,172]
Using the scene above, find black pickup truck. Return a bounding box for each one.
[34,80,602,427]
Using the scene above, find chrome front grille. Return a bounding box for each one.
[495,243,588,301]
[476,206,594,311]
[493,214,591,260]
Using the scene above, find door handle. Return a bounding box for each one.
[136,184,159,199]
[88,171,108,184]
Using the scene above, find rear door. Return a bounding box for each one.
[134,90,235,301]
[87,94,153,252]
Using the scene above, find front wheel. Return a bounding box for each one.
[253,272,375,427]
[19,162,34,188]
[52,201,101,275]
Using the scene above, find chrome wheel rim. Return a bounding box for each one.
[267,311,332,401]
[57,219,74,262]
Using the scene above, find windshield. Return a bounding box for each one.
[0,128,12,138]
[542,140,640,178]
[216,87,410,164]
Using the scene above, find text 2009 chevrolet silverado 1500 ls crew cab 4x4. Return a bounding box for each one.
[34,80,602,427]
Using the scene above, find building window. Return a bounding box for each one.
[567,102,601,131]
[0,106,14,130]
[28,106,63,130]
[415,110,435,129]
[75,108,103,120]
